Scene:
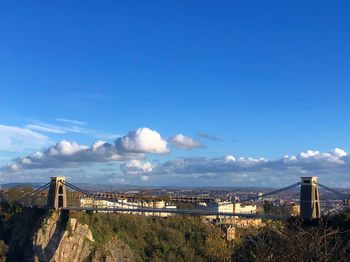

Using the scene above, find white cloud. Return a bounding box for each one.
[149,148,349,176]
[26,122,90,134]
[47,140,89,156]
[5,139,143,171]
[55,118,86,125]
[299,150,319,159]
[121,160,154,175]
[26,121,122,141]
[141,175,150,181]
[25,124,66,134]
[169,134,203,149]
[0,124,51,152]
[225,155,236,163]
[2,127,167,172]
[94,133,121,140]
[2,123,349,187]
[331,148,347,158]
[115,128,169,154]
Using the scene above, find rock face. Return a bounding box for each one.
[33,211,94,262]
[33,211,135,262]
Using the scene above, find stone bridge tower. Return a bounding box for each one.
[47,177,67,210]
[300,176,320,220]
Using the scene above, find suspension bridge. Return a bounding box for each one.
[10,176,350,221]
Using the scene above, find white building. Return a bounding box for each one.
[80,198,176,217]
[233,203,257,214]
[209,201,234,214]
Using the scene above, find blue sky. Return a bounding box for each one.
[0,1,350,187]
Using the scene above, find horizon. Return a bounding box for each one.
[1,1,350,187]
[1,179,338,191]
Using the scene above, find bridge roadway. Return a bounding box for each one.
[61,206,285,220]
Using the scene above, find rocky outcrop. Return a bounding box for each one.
[33,211,94,262]
[33,211,135,262]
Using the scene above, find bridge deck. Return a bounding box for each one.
[61,206,286,220]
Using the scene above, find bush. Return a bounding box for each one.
[233,220,350,262]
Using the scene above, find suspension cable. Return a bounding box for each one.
[248,181,301,201]
[219,181,302,206]
[64,181,161,209]
[16,182,51,203]
[63,181,94,196]
[317,183,349,200]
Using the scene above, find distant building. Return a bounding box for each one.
[206,202,257,217]
[80,197,176,217]
[233,203,257,214]
[208,201,234,214]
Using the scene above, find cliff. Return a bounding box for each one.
[33,211,135,262]
[0,204,232,261]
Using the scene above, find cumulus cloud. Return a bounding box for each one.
[115,128,169,154]
[120,160,154,175]
[149,148,349,176]
[47,140,89,156]
[225,155,236,163]
[169,134,203,149]
[331,148,347,158]
[131,148,350,187]
[2,127,167,172]
[2,123,350,187]
[3,140,134,172]
[0,125,51,152]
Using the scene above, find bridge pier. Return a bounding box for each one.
[47,177,67,210]
[300,176,320,221]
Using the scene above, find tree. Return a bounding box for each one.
[0,241,8,262]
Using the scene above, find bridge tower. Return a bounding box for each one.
[47,177,67,210]
[300,176,320,220]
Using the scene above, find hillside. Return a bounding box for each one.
[1,202,350,262]
[0,204,232,261]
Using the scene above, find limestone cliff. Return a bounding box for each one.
[33,211,135,262]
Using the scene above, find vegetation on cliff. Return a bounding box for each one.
[76,212,233,261]
[0,202,46,261]
[232,211,350,262]
[1,192,350,262]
